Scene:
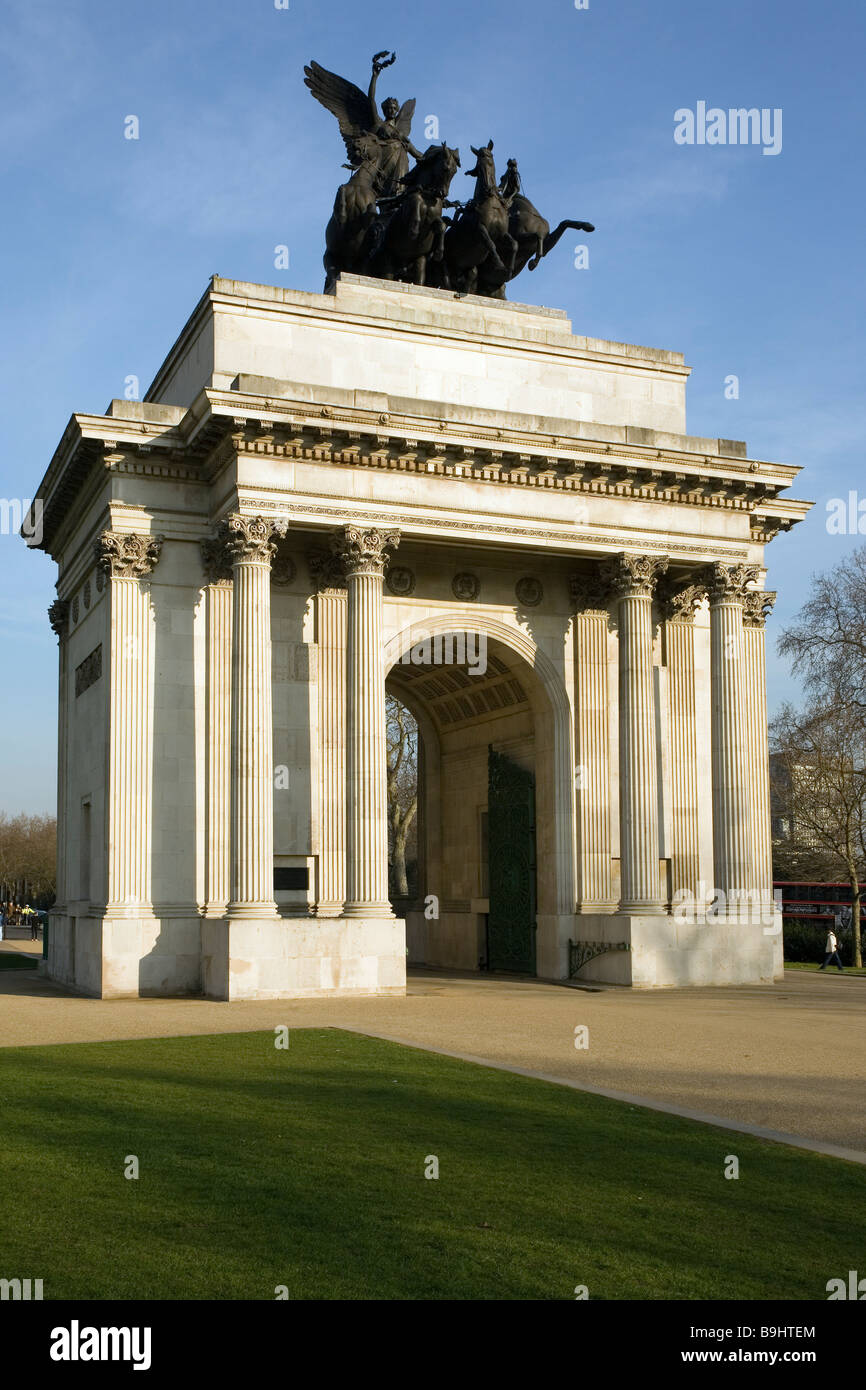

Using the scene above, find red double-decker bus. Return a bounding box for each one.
[773,881,861,931]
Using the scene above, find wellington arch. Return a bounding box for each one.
[27,273,811,998]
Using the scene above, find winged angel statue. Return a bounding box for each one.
[305,52,428,289]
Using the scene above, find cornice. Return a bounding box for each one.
[29,392,810,557]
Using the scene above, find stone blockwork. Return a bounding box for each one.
[30,276,809,996]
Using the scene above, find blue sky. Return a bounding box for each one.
[2,0,864,812]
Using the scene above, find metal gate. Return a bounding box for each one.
[487,746,537,974]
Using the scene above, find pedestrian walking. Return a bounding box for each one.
[819,927,845,972]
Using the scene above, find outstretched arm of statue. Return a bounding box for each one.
[368,50,395,123]
[368,71,381,126]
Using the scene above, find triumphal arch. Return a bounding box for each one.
[30,53,809,998]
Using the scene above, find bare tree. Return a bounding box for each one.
[0,813,57,906]
[386,695,418,897]
[778,545,866,709]
[771,701,866,966]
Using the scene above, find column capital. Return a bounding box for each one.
[48,598,70,641]
[658,580,704,624]
[332,525,400,579]
[700,562,761,606]
[307,548,347,595]
[219,514,287,566]
[599,552,668,600]
[742,590,777,627]
[95,531,163,579]
[568,572,610,615]
[200,536,234,585]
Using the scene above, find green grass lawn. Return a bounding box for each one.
[0,1029,862,1300]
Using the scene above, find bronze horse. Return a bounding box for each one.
[366,143,461,286]
[322,136,383,293]
[437,141,517,297]
[495,158,595,284]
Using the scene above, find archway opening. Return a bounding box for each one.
[385,626,562,975]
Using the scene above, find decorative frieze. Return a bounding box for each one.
[515,576,543,607]
[95,531,164,579]
[386,565,416,596]
[271,551,297,586]
[75,645,103,698]
[452,572,480,601]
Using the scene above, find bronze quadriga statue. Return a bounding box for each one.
[305,51,594,299]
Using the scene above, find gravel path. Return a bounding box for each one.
[1,963,863,1154]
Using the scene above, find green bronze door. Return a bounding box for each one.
[487,746,537,975]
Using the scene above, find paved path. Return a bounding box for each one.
[0,964,863,1155]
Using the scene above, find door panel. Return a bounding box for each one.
[487,746,536,974]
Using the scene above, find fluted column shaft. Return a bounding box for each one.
[706,564,759,905]
[316,586,347,914]
[602,554,667,914]
[336,526,400,918]
[223,516,285,919]
[570,583,614,910]
[743,591,777,905]
[665,603,701,901]
[95,532,163,912]
[48,601,71,908]
[201,564,233,915]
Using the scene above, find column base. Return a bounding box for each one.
[619,901,666,915]
[570,911,779,988]
[341,902,395,920]
[202,916,406,1000]
[227,901,280,921]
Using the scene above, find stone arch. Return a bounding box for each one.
[383,612,575,974]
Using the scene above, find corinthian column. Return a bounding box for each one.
[601,553,668,914]
[333,525,400,918]
[309,551,348,916]
[221,515,286,920]
[702,563,760,906]
[660,584,703,903]
[569,575,614,911]
[742,590,777,906]
[48,599,71,911]
[200,539,234,916]
[95,532,163,912]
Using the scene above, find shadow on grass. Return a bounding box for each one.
[0,1030,862,1300]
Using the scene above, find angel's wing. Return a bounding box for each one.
[395,99,416,141]
[304,61,374,164]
